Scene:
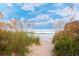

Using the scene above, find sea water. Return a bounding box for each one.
[35,33,55,41]
[27,29,63,41]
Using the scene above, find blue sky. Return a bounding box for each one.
[0,3,79,29]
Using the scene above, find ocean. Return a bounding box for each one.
[27,29,63,41]
[35,33,54,41]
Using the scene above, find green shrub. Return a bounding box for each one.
[53,31,79,56]
[53,37,73,56]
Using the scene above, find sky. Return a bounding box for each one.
[0,3,79,29]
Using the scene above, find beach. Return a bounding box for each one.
[28,33,54,56]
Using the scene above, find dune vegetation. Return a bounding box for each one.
[0,30,40,56]
[52,21,79,56]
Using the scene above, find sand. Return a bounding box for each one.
[27,39,53,56]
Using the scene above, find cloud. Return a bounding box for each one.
[49,7,74,17]
[6,3,13,7]
[73,6,79,21]
[54,3,63,7]
[28,12,71,27]
[29,14,50,22]
[16,3,24,6]
[35,14,50,22]
[30,6,74,26]
[20,17,25,21]
[21,3,43,11]
[26,14,50,26]
[58,7,73,17]
[28,14,65,26]
[74,11,79,21]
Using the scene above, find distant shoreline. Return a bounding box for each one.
[26,29,64,33]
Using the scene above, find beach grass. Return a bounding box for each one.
[0,30,40,56]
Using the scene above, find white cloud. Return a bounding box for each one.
[26,6,75,27]
[6,3,13,7]
[27,14,51,25]
[28,13,68,27]
[34,18,66,29]
[20,17,25,21]
[21,3,43,11]
[49,7,74,17]
[54,3,63,6]
[48,6,77,24]
[28,14,65,26]
[58,7,73,17]
[29,14,50,22]
[35,14,50,22]
[73,11,79,21]
[17,3,24,6]
[73,7,79,21]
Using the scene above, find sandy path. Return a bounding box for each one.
[27,39,53,56]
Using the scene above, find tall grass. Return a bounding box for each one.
[52,31,79,56]
[0,30,40,56]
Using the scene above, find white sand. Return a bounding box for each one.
[27,33,55,56]
[27,39,53,56]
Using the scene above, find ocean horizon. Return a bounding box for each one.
[26,29,63,33]
[27,29,63,41]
